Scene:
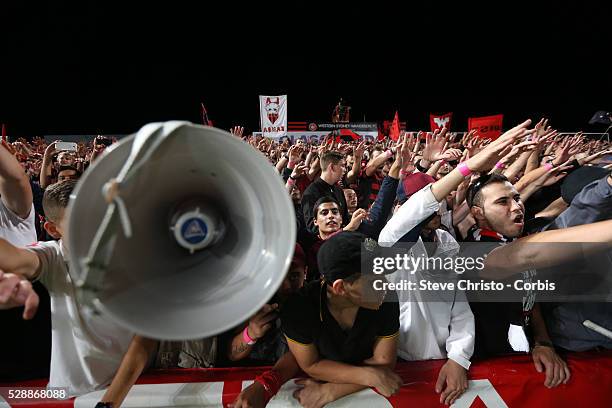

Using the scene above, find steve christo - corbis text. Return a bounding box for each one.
[372,278,557,292]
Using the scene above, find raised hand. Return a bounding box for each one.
[231,127,245,139]
[247,303,279,340]
[344,208,368,231]
[291,162,309,179]
[422,127,449,162]
[465,119,534,173]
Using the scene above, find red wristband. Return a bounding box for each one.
[254,369,283,403]
[287,178,296,187]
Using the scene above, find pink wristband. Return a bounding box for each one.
[385,150,393,159]
[544,163,553,171]
[457,162,472,177]
[287,177,296,187]
[495,161,506,170]
[243,326,256,345]
[287,161,296,168]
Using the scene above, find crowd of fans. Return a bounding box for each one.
[1,119,612,408]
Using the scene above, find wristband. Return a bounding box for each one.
[400,169,413,176]
[254,369,283,403]
[544,163,553,171]
[287,160,296,168]
[494,161,506,170]
[457,162,472,177]
[242,326,257,345]
[385,150,393,159]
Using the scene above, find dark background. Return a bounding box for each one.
[0,1,610,137]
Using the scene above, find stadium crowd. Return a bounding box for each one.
[1,119,612,408]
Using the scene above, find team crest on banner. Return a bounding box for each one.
[259,95,288,138]
[430,112,453,131]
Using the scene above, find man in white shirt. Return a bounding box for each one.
[0,180,133,396]
[379,172,474,406]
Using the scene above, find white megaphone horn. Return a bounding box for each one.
[66,122,296,340]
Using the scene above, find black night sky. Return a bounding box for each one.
[1,1,610,137]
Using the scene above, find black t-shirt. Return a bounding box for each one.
[301,178,350,235]
[462,226,532,358]
[281,281,399,365]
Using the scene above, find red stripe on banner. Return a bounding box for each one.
[222,380,243,407]
[288,122,307,125]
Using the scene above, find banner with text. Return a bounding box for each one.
[468,114,504,140]
[259,95,288,137]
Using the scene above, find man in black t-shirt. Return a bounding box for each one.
[281,232,402,406]
[301,151,350,234]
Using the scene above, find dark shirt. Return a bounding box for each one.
[281,281,399,365]
[462,226,529,358]
[301,177,350,235]
[358,171,384,210]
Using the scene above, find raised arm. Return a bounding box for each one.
[481,219,612,279]
[0,143,32,218]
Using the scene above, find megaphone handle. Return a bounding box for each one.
[102,179,133,238]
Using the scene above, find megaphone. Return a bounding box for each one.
[66,122,296,340]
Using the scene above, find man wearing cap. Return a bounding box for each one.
[281,232,402,406]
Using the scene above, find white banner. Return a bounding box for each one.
[253,131,379,142]
[259,95,288,137]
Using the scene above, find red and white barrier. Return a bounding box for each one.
[2,351,612,407]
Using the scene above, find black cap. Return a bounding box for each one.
[318,231,369,282]
[561,166,609,204]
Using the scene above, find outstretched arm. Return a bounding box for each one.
[0,143,32,218]
[482,219,612,279]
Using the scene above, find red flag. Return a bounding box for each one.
[201,102,212,126]
[430,112,453,131]
[468,114,504,140]
[1,124,6,143]
[389,111,400,141]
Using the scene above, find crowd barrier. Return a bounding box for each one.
[1,351,611,407]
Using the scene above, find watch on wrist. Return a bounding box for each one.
[95,403,114,408]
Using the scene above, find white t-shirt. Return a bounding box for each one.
[0,199,37,247]
[28,240,133,397]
